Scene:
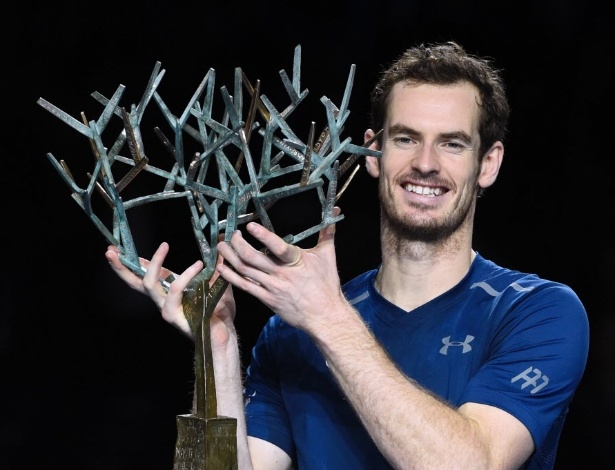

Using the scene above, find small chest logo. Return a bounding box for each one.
[439,335,475,355]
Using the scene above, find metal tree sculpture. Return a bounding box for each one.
[37,45,381,469]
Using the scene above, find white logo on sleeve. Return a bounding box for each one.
[511,366,549,394]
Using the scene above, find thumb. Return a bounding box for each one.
[317,206,341,245]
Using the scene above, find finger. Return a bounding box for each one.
[216,257,267,298]
[142,242,171,293]
[105,247,122,269]
[169,259,204,295]
[318,206,341,244]
[105,248,145,291]
[284,246,302,267]
[218,236,270,284]
[245,222,301,266]
[208,246,228,286]
[162,259,204,322]
[106,245,121,256]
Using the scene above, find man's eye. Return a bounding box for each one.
[443,141,468,153]
[393,136,413,145]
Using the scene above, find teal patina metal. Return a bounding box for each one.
[37,45,381,469]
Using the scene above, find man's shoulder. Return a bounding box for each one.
[472,254,587,318]
[473,254,576,291]
[341,269,379,300]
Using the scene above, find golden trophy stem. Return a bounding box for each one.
[173,275,237,469]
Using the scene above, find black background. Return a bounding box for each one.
[3,1,613,468]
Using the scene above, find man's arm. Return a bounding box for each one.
[215,220,534,470]
[210,317,293,470]
[105,243,293,470]
[312,302,534,469]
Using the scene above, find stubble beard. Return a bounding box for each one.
[378,178,477,249]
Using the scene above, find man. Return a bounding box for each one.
[106,41,589,469]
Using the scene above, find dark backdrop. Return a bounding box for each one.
[3,1,612,468]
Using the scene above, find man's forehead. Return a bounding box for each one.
[387,82,481,133]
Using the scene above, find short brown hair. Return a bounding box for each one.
[370,41,510,159]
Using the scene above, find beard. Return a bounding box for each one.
[378,174,478,245]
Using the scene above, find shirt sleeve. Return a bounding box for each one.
[243,316,296,459]
[459,281,589,449]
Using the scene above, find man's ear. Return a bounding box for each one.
[364,129,381,179]
[478,141,504,189]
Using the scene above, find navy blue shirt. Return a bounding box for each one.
[244,254,589,469]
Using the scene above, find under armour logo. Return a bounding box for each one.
[439,335,474,355]
[511,366,549,394]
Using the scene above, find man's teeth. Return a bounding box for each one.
[404,184,443,196]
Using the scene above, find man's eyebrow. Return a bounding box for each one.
[387,125,473,145]
[440,131,473,145]
[387,123,420,136]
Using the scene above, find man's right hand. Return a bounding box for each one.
[105,242,237,344]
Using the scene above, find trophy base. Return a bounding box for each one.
[173,414,238,470]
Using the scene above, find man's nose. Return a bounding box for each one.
[412,144,440,173]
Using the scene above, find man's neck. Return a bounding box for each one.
[375,238,476,312]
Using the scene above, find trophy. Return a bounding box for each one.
[37,45,381,469]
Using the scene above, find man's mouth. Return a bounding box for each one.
[403,183,445,197]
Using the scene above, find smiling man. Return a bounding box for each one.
[107,41,589,469]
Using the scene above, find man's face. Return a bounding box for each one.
[373,81,485,243]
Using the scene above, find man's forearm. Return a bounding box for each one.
[211,330,253,470]
[311,305,489,469]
